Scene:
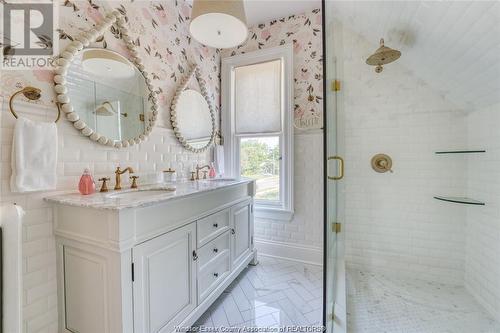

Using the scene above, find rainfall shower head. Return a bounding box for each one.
[366,38,401,73]
[95,101,116,116]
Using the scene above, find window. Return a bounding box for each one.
[240,136,280,201]
[222,45,294,221]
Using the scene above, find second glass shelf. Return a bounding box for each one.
[433,196,485,206]
[435,150,485,154]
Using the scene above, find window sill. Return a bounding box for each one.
[254,206,294,221]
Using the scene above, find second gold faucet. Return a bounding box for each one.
[195,164,210,180]
[114,166,135,190]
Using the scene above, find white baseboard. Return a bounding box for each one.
[254,238,323,266]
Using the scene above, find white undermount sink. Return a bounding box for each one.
[106,188,176,200]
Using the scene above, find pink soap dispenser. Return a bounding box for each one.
[209,162,216,179]
[78,168,96,195]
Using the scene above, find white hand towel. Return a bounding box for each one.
[214,145,225,177]
[10,117,58,192]
[0,203,25,333]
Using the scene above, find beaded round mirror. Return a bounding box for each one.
[53,10,159,148]
[170,66,216,153]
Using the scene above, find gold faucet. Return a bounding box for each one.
[195,164,210,180]
[114,166,135,190]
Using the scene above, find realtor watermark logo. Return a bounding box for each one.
[1,1,58,70]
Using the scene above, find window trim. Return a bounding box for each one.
[222,44,294,221]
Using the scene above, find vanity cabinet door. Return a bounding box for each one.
[230,200,252,268]
[133,223,197,333]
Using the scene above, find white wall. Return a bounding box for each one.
[338,23,468,285]
[465,103,500,321]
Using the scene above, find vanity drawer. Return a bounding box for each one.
[198,253,230,303]
[198,231,230,270]
[197,209,230,246]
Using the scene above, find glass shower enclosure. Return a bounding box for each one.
[323,1,346,332]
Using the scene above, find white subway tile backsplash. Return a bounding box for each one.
[26,252,55,274]
[26,279,57,305]
[23,239,49,257]
[23,298,49,321]
[26,224,53,242]
[107,150,130,161]
[80,150,108,162]
[25,307,58,333]
[23,270,49,291]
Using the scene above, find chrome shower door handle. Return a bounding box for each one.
[327,156,344,180]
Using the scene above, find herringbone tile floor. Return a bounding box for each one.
[194,256,324,328]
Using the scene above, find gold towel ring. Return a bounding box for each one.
[8,86,61,123]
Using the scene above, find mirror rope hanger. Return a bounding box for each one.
[8,86,61,123]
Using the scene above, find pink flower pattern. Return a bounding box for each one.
[4,0,220,129]
[3,2,320,129]
[222,9,323,129]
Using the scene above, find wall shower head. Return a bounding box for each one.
[366,38,401,73]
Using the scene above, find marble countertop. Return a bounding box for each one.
[44,178,254,210]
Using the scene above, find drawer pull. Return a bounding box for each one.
[192,250,198,261]
[213,272,219,278]
[213,248,218,253]
[213,223,218,228]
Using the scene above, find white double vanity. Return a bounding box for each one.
[45,179,256,333]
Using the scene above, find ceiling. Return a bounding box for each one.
[244,0,321,26]
[328,1,500,110]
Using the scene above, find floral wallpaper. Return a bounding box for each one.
[1,0,220,128]
[222,8,323,130]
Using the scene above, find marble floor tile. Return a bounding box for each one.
[347,268,500,333]
[193,256,324,329]
[193,258,500,332]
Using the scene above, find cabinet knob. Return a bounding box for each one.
[213,248,218,253]
[192,250,198,261]
[231,228,235,235]
[213,223,218,228]
[213,272,219,278]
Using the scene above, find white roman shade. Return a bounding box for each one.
[234,60,282,134]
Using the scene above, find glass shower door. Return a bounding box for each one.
[323,1,346,332]
[324,77,341,332]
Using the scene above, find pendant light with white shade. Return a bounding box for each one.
[190,0,248,49]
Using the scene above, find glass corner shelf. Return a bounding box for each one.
[433,196,485,206]
[435,150,485,154]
